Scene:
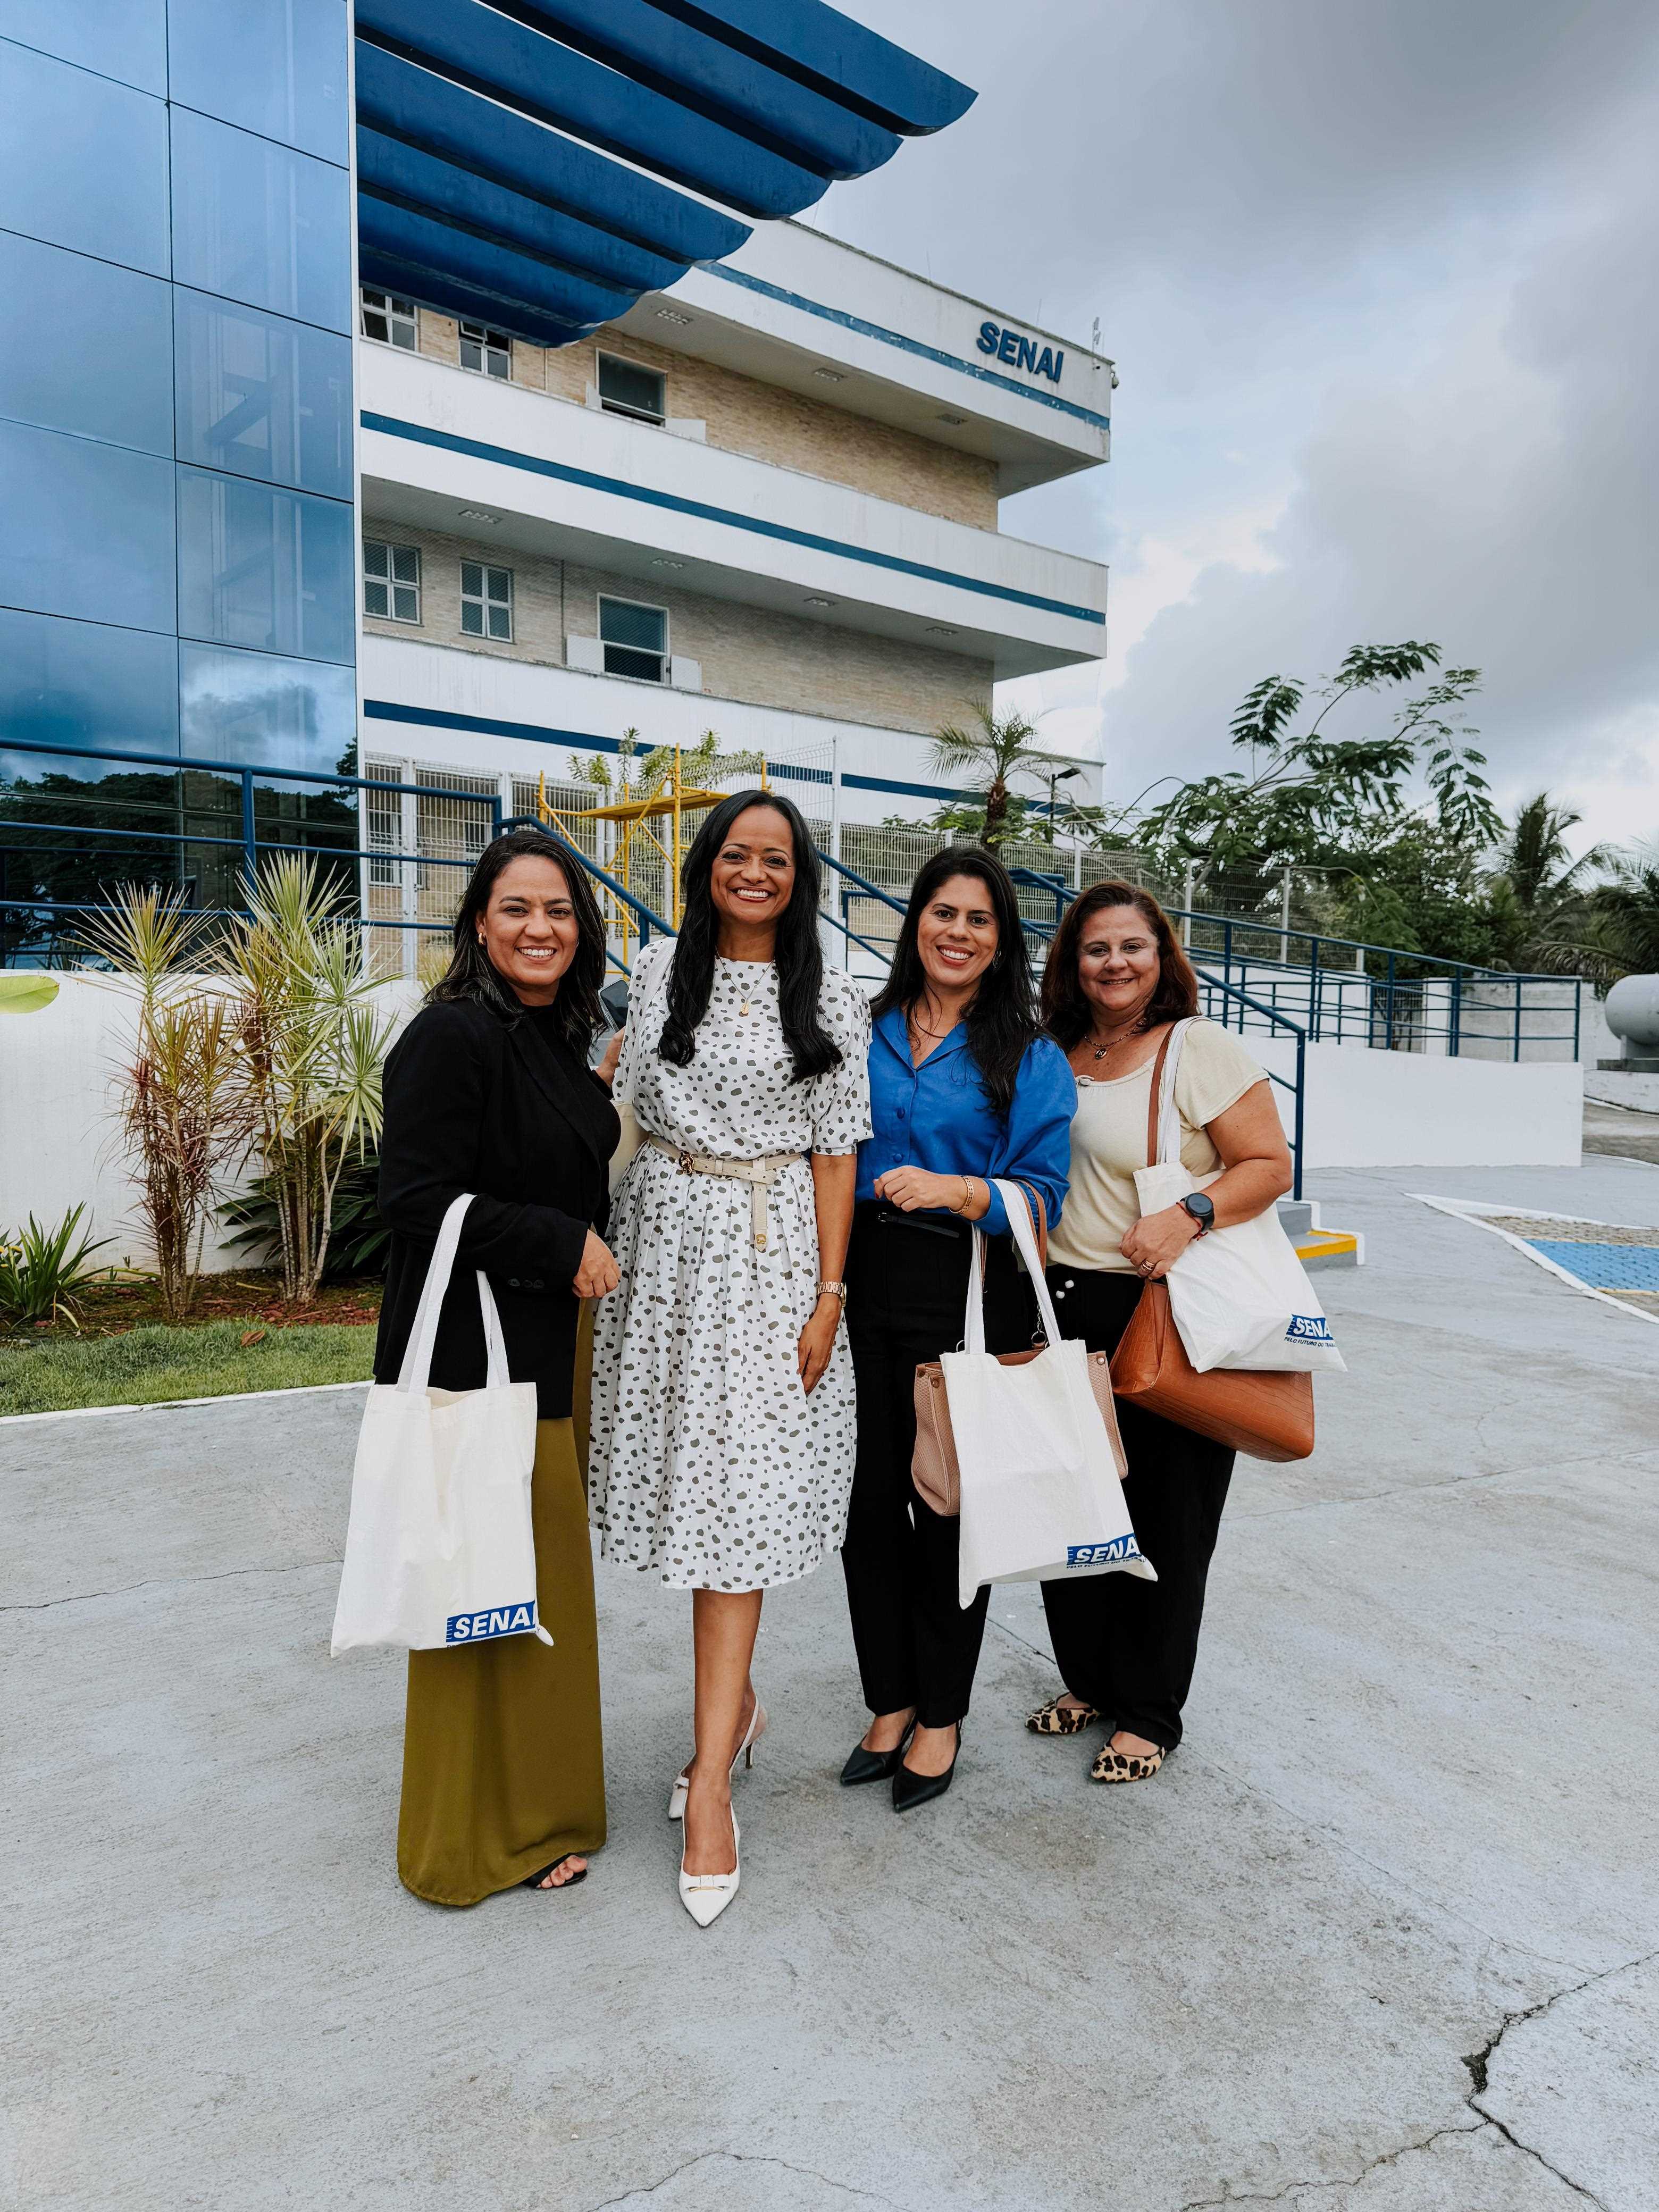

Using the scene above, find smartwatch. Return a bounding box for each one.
[1178,1193,1215,1237]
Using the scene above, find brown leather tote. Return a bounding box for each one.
[912,1184,1127,1518]
[1108,1032,1314,1464]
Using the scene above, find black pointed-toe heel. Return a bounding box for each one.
[840,1715,916,1787]
[892,1723,961,1814]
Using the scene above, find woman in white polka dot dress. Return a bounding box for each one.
[589,790,870,1924]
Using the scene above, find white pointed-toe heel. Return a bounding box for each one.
[678,1810,741,1929]
[668,1696,767,1822]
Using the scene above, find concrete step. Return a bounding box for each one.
[1278,1196,1363,1270]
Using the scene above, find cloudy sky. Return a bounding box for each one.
[807,0,1658,855]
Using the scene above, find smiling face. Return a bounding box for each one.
[915,871,1000,1000]
[1076,901,1161,1026]
[476,853,580,1006]
[708,803,796,943]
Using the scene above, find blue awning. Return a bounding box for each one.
[353,0,973,346]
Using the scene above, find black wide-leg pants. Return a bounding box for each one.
[841,1202,1030,1730]
[1038,1268,1235,1752]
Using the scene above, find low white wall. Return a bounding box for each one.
[0,976,420,1271]
[1587,1069,1659,1112]
[1253,1037,1583,1168]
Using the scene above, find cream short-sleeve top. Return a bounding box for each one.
[1048,1019,1270,1273]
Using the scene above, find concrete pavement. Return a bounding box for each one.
[3,1158,1656,2211]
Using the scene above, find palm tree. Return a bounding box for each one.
[1529,841,1659,992]
[1501,792,1604,921]
[930,703,1051,845]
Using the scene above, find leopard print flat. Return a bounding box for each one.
[1090,1742,1165,1783]
[1026,1694,1102,1737]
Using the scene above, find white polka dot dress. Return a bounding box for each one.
[589,942,873,1591]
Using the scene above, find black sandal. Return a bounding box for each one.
[522,1854,588,1891]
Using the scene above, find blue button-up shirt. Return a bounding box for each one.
[856,1006,1076,1237]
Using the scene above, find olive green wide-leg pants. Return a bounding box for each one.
[397,1410,606,1906]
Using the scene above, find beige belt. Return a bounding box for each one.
[646,1134,803,1250]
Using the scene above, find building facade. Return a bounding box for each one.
[0,0,359,928]
[0,0,1110,963]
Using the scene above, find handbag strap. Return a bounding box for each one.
[1143,1017,1198,1168]
[962,1180,1066,1354]
[395,1193,512,1395]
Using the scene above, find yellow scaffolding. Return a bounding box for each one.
[535,744,768,966]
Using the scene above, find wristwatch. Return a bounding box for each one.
[817,1278,848,1305]
[1177,1193,1215,1237]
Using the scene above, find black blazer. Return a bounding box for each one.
[372,996,619,1419]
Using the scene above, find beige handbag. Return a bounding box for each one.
[912,1185,1127,1518]
[1108,1029,1315,1463]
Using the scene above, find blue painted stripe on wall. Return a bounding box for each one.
[360,412,1107,625]
[362,698,963,799]
[706,265,1111,431]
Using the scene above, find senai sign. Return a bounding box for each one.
[976,321,1064,384]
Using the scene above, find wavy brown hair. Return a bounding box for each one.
[1041,881,1200,1049]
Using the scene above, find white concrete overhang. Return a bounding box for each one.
[357,634,1018,817]
[611,220,1112,499]
[359,346,1108,681]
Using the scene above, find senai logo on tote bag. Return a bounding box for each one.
[1065,1537,1141,1569]
[446,1602,538,1644]
[1285,1314,1335,1345]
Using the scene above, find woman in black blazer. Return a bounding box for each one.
[374,827,619,1906]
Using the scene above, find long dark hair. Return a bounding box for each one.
[1041,879,1200,1049]
[429,826,606,1052]
[657,790,841,1082]
[872,847,1036,1118]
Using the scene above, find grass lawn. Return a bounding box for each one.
[0,1318,376,1417]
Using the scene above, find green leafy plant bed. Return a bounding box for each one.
[0,1318,376,1418]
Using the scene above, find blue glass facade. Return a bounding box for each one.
[0,3,355,940]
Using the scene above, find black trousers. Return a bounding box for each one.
[842,1203,1032,1729]
[1038,1269,1234,1752]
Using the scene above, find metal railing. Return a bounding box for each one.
[1008,870,1580,1064]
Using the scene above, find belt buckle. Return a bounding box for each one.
[676,1148,694,1174]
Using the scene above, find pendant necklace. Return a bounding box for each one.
[1090,1015,1148,1061]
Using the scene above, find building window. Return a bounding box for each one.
[461,562,514,641]
[364,539,421,624]
[459,321,511,379]
[599,597,667,682]
[361,289,417,350]
[597,353,665,425]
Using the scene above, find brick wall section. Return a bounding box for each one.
[408,311,999,530]
[361,516,993,737]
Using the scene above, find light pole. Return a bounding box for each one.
[1045,764,1082,845]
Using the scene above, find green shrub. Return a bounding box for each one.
[0,1205,117,1330]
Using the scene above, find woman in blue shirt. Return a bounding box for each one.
[840,848,1076,1811]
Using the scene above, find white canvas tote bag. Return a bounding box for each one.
[1138,1021,1346,1377]
[947,1181,1156,1607]
[330,1194,548,1655]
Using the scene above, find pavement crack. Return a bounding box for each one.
[583,2151,900,2210]
[1461,1947,1659,2209]
[1175,2122,1487,2209]
[1,1558,340,1613]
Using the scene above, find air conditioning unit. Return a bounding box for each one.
[566,635,605,674]
[668,656,703,692]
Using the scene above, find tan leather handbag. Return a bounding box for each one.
[1108,1030,1314,1464]
[912,1185,1127,1517]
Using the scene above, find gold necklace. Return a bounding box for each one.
[1087,1017,1149,1061]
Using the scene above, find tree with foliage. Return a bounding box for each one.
[1524,841,1659,990]
[930,703,1059,845]
[1124,644,1502,883]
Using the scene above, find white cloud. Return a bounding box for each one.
[816,0,1659,859]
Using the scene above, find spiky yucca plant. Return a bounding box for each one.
[79,885,253,1320]
[216,857,392,1305]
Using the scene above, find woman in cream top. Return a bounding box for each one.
[1025,882,1293,1787]
[1049,1017,1270,1273]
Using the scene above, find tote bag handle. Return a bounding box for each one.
[395,1193,512,1395]
[1145,1017,1199,1168]
[962,1180,1066,1354]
